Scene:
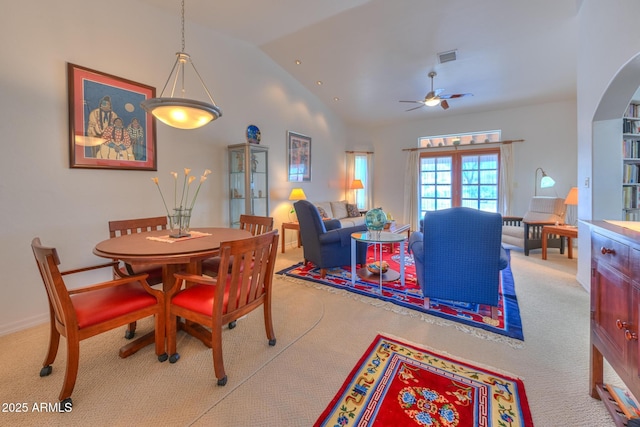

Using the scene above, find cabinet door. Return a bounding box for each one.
[593,261,631,374]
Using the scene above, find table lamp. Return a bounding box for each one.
[564,187,578,226]
[350,179,364,206]
[288,188,306,215]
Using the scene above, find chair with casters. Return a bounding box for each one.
[166,230,279,386]
[108,216,167,338]
[201,214,274,277]
[30,237,166,409]
[293,199,368,278]
[408,207,509,320]
[501,196,566,256]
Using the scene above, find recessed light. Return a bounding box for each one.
[333,97,340,101]
[295,59,302,65]
[316,81,323,85]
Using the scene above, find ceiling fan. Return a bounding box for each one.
[399,71,473,111]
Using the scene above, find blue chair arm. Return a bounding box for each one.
[408,231,423,256]
[324,219,341,231]
[499,245,509,270]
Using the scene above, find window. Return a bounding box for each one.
[419,149,500,219]
[353,154,368,209]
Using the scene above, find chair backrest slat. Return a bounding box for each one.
[108,216,167,238]
[216,230,278,315]
[239,214,274,236]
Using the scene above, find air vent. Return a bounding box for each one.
[438,50,457,64]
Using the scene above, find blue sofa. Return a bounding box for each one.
[408,207,509,318]
[294,200,368,277]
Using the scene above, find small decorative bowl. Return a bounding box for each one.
[367,261,389,275]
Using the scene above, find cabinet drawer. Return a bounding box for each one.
[592,232,630,275]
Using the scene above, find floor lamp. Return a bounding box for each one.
[534,167,555,196]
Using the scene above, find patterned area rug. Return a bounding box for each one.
[277,247,524,343]
[314,334,534,426]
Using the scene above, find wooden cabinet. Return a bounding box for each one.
[228,143,269,228]
[589,221,640,426]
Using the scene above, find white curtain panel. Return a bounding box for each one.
[404,150,420,231]
[499,143,514,216]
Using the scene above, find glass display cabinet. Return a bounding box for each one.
[228,143,269,227]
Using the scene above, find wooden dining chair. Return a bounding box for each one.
[166,230,279,386]
[201,214,274,277]
[108,216,166,338]
[31,237,166,409]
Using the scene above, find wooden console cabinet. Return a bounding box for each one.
[589,220,640,426]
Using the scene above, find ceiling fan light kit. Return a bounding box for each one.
[399,71,471,112]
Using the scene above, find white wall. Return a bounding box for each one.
[351,101,577,224]
[576,1,640,288]
[0,0,350,334]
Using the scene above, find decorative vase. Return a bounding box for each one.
[169,207,192,238]
[365,208,387,238]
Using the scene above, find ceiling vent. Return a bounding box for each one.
[438,50,457,64]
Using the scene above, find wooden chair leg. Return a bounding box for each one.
[263,300,276,346]
[125,322,137,339]
[211,324,227,386]
[42,307,60,370]
[168,313,180,363]
[320,268,327,278]
[490,305,499,320]
[59,338,80,402]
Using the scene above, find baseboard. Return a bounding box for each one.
[0,313,48,337]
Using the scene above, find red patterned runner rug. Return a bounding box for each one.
[314,334,533,427]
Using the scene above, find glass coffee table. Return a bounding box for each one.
[350,231,406,293]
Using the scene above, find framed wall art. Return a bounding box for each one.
[287,131,311,182]
[68,63,157,170]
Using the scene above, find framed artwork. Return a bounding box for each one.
[287,131,311,182]
[68,63,157,170]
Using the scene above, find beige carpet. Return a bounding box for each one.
[0,246,620,426]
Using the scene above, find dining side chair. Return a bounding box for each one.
[31,237,167,409]
[201,214,274,277]
[166,230,279,386]
[108,216,166,339]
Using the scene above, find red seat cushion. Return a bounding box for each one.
[172,278,244,317]
[72,282,157,329]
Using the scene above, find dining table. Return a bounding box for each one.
[93,227,252,357]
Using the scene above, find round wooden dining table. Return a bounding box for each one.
[93,227,252,356]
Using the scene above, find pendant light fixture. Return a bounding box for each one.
[141,0,222,130]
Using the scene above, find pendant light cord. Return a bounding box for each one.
[181,0,185,53]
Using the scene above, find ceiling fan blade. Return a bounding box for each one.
[440,100,449,110]
[399,100,422,103]
[405,105,425,112]
[439,93,473,100]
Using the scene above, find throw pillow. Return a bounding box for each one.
[330,201,348,219]
[346,203,360,218]
[316,206,330,219]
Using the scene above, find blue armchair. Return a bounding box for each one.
[408,207,509,319]
[294,200,368,278]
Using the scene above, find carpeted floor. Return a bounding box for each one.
[277,247,524,343]
[0,245,623,426]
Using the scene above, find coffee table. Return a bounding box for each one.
[350,231,406,293]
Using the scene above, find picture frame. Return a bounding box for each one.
[68,63,157,170]
[287,131,311,182]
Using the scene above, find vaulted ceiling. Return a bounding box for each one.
[139,0,580,127]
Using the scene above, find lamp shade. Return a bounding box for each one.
[288,188,306,201]
[564,187,578,205]
[535,167,555,196]
[141,97,221,130]
[350,179,364,190]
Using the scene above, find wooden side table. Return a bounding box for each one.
[281,221,301,253]
[541,225,578,260]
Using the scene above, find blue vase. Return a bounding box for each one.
[365,208,387,232]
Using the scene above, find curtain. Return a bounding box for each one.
[345,152,356,203]
[499,143,513,216]
[364,153,374,210]
[403,150,420,231]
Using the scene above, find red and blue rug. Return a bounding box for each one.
[277,247,524,343]
[314,334,533,426]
